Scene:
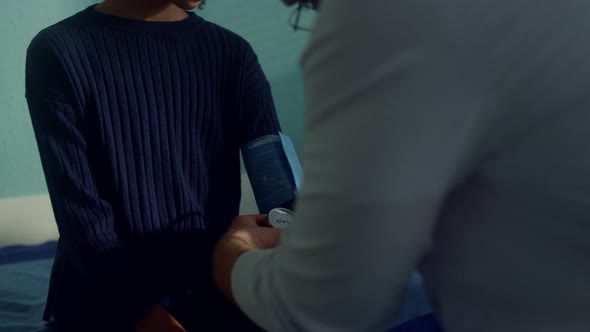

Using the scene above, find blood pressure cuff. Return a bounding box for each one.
[241,132,303,214]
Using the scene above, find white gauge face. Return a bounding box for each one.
[268,208,295,229]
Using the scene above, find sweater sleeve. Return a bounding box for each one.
[231,1,491,331]
[25,33,158,325]
[237,42,282,146]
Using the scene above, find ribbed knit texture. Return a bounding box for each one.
[25,5,280,327]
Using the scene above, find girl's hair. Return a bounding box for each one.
[199,0,206,9]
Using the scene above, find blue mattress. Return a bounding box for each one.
[0,242,57,332]
[0,242,57,266]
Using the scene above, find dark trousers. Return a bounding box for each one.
[388,314,445,332]
[48,291,262,332]
[165,290,263,332]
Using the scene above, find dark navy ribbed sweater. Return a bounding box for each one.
[25,5,280,327]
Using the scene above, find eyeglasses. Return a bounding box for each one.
[288,1,314,32]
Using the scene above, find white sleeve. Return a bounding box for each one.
[232,1,490,331]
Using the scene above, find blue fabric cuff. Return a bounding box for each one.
[241,133,302,214]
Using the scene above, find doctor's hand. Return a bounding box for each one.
[136,304,186,332]
[212,214,281,305]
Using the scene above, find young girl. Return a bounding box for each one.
[25,1,283,330]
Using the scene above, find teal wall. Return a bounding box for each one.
[0,1,310,199]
